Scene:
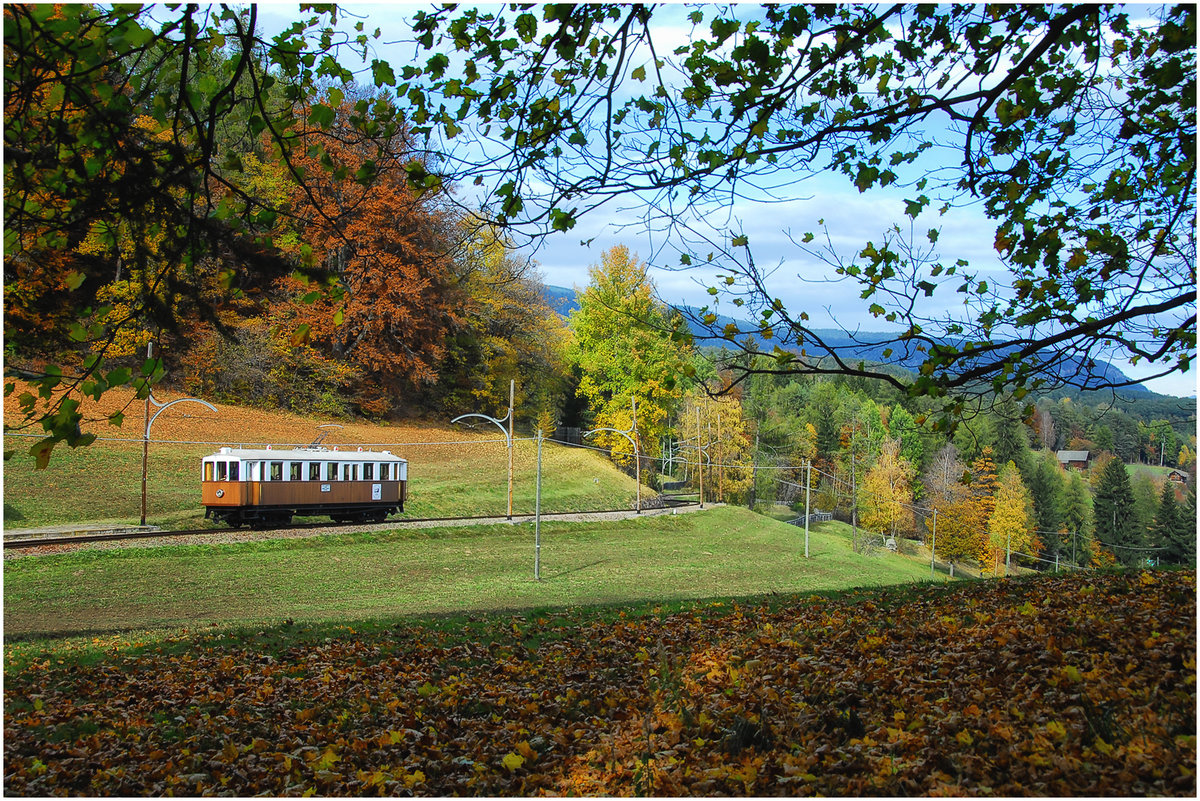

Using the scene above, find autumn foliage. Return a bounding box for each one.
[5,569,1194,796]
[280,108,462,412]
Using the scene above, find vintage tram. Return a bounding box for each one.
[201,446,407,528]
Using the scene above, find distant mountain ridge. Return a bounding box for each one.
[541,284,1151,394]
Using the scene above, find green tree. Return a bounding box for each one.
[1026,448,1066,561]
[1130,473,1162,549]
[403,4,1194,411]
[888,404,926,475]
[991,397,1031,475]
[569,245,691,461]
[1061,470,1095,566]
[1154,483,1195,566]
[1094,458,1141,567]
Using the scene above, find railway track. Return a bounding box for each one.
[4,498,701,551]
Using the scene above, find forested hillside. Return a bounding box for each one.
[5,5,1195,569]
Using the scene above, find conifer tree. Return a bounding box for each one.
[1026,448,1066,562]
[1156,483,1196,566]
[1094,458,1140,566]
[991,397,1032,474]
[1061,470,1094,566]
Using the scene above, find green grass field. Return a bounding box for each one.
[3,508,941,647]
[2,436,639,530]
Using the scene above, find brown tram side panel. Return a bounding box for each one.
[203,480,404,508]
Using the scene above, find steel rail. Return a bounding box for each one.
[4,499,700,550]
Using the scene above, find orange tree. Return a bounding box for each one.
[278,105,463,415]
[433,223,571,425]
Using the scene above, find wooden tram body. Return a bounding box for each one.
[201,446,407,527]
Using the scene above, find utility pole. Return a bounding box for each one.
[1005,525,1012,577]
[716,411,723,503]
[749,431,758,510]
[534,428,542,581]
[708,420,716,502]
[697,406,704,508]
[141,340,153,525]
[508,379,515,519]
[631,397,640,512]
[803,459,812,559]
[930,508,938,579]
[850,453,858,553]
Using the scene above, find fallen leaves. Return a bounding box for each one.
[3,570,1196,796]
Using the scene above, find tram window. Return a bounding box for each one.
[326,462,338,480]
[289,462,302,481]
[204,462,214,481]
[216,462,228,481]
[309,462,320,481]
[364,463,374,480]
[229,462,240,481]
[269,461,283,481]
[341,463,351,481]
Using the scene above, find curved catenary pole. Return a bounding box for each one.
[141,390,218,525]
[451,379,515,519]
[583,398,642,513]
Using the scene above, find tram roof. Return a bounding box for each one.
[204,447,406,462]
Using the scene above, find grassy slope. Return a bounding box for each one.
[3,507,939,641]
[3,383,640,528]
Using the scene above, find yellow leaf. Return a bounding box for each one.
[1046,720,1067,741]
[313,748,340,771]
[1062,665,1082,683]
[955,730,974,746]
[502,752,525,771]
[1139,571,1157,586]
[516,740,536,760]
[1094,736,1113,755]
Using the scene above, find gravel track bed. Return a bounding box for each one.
[4,504,711,559]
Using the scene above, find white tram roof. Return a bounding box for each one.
[204,446,406,463]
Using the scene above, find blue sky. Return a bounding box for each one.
[255,3,1197,398]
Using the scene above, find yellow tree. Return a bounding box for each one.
[859,439,916,539]
[443,223,570,425]
[570,245,692,461]
[986,460,1039,575]
[926,445,994,575]
[681,387,754,503]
